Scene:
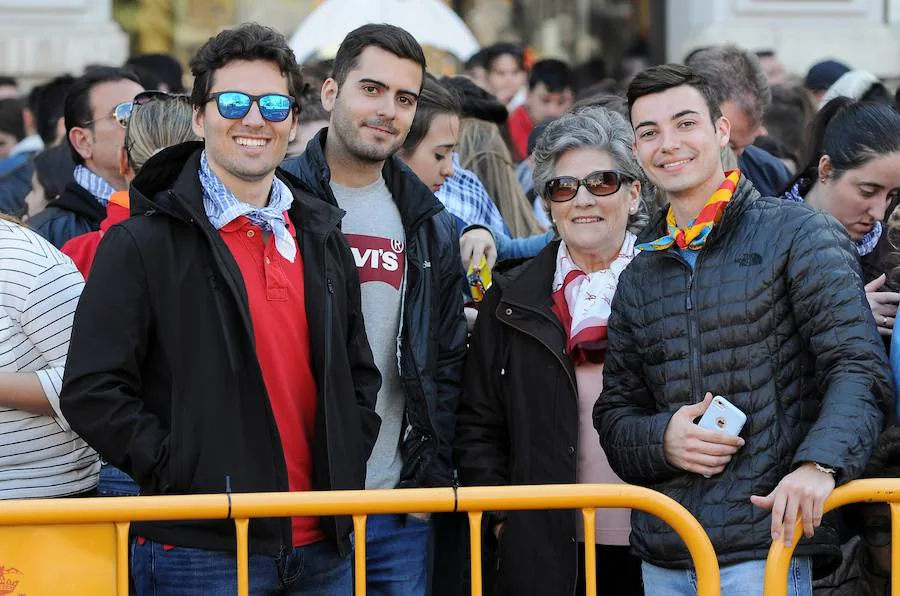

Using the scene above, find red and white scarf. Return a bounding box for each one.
[550,232,637,365]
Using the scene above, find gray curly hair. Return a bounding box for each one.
[532,106,651,234]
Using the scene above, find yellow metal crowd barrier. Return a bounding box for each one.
[764,478,900,596]
[0,484,720,596]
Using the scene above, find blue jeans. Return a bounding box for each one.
[364,513,431,596]
[641,557,812,596]
[131,538,351,595]
[98,463,141,497]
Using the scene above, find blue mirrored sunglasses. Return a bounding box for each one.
[207,91,296,122]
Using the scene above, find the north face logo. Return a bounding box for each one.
[738,253,763,266]
[345,234,405,290]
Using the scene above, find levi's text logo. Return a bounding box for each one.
[345,234,405,290]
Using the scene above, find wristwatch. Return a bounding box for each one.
[814,462,836,475]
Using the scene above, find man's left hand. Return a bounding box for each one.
[750,462,835,547]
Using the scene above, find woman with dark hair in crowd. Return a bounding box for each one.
[397,74,460,199]
[781,96,900,337]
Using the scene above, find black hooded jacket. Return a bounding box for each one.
[593,177,892,570]
[281,130,467,488]
[60,143,381,556]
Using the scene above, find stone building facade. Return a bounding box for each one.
[3,0,900,88]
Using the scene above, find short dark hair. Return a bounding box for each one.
[763,84,814,164]
[482,42,525,73]
[685,44,770,126]
[401,74,460,154]
[440,75,507,124]
[190,23,304,113]
[0,98,25,141]
[125,53,185,93]
[331,24,426,89]
[464,48,488,73]
[0,76,17,90]
[33,144,75,201]
[298,82,329,125]
[627,64,721,122]
[28,74,75,144]
[754,49,776,59]
[64,66,142,165]
[528,59,573,92]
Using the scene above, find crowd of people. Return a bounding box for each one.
[0,17,898,596]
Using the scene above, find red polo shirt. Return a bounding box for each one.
[219,214,325,547]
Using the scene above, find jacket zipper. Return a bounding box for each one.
[323,251,339,547]
[499,298,580,592]
[651,250,703,404]
[685,254,705,403]
[398,228,439,484]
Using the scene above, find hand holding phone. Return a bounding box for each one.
[663,392,746,477]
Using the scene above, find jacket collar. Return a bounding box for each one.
[637,175,760,248]
[286,127,445,232]
[130,141,344,236]
[497,239,562,315]
[50,180,108,220]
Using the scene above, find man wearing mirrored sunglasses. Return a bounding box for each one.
[29,66,143,249]
[281,23,467,596]
[60,23,381,596]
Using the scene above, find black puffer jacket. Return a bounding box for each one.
[593,177,892,569]
[281,130,468,487]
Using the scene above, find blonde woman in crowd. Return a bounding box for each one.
[458,117,546,238]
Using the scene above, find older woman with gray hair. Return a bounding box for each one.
[454,107,646,596]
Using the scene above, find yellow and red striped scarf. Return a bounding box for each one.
[637,170,741,252]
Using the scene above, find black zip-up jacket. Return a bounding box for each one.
[593,177,892,570]
[281,130,467,487]
[455,241,587,596]
[29,179,106,248]
[60,143,382,556]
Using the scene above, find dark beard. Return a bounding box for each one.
[330,110,403,163]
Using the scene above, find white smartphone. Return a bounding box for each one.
[697,395,747,437]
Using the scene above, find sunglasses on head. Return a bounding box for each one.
[207,91,296,123]
[113,91,190,127]
[544,170,632,203]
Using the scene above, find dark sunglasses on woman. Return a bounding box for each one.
[544,170,633,203]
[112,90,190,128]
[206,91,296,123]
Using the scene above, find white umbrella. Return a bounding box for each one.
[289,0,480,63]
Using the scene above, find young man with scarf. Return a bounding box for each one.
[592,64,893,595]
[60,24,381,595]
